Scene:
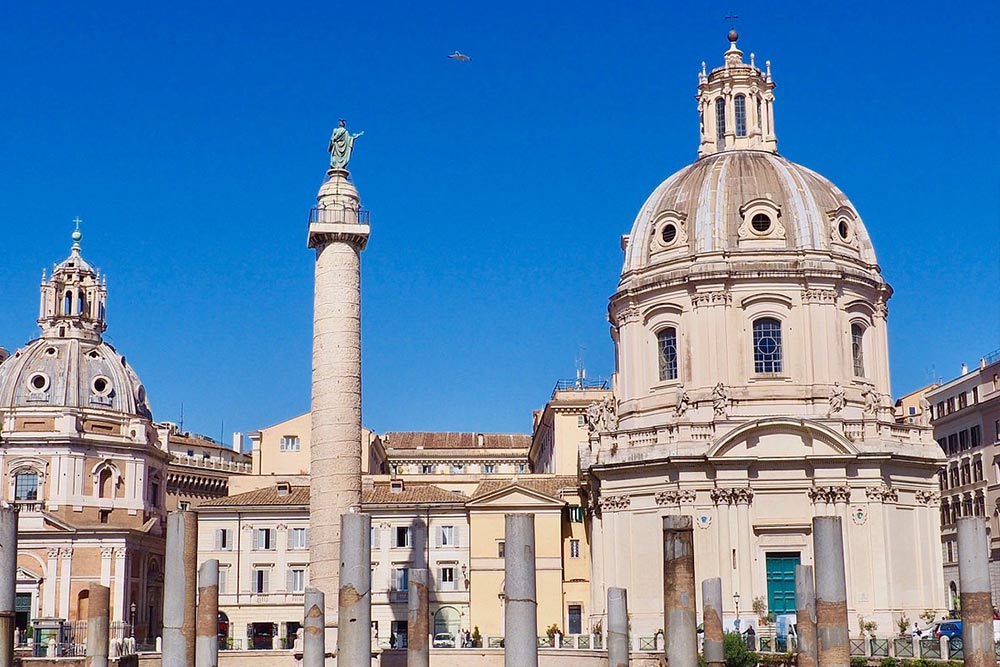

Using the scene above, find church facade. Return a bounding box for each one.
[581,32,945,636]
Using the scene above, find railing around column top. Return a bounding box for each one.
[309,206,370,225]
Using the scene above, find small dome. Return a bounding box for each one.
[622,151,878,275]
[0,337,151,418]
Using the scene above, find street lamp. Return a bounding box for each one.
[129,602,137,639]
[733,592,741,632]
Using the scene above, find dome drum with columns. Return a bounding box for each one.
[583,33,944,637]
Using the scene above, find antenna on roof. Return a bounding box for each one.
[179,402,185,433]
[575,345,587,389]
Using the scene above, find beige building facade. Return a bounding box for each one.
[581,32,945,637]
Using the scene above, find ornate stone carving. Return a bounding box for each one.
[802,289,838,303]
[915,490,940,505]
[874,300,888,320]
[851,506,868,525]
[59,547,73,558]
[584,397,618,436]
[654,489,697,506]
[616,305,642,326]
[864,485,898,502]
[710,487,753,505]
[675,385,690,417]
[101,548,114,559]
[712,382,729,417]
[114,547,127,558]
[692,291,732,307]
[807,485,851,504]
[599,495,631,512]
[861,384,881,415]
[918,396,932,426]
[47,548,60,559]
[828,381,846,416]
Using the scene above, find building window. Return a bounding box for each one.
[948,434,958,455]
[254,528,275,551]
[974,460,984,482]
[570,539,580,559]
[752,318,783,374]
[851,324,865,377]
[715,98,726,146]
[215,529,232,551]
[958,393,968,410]
[393,567,410,592]
[946,541,954,563]
[289,527,309,550]
[497,541,505,558]
[949,466,959,488]
[420,464,434,474]
[252,568,269,593]
[280,436,300,452]
[959,430,970,451]
[657,327,679,381]
[939,473,947,491]
[568,605,583,635]
[734,94,747,137]
[483,463,496,474]
[391,621,408,648]
[14,472,39,501]
[450,464,465,474]
[439,526,456,547]
[568,506,584,523]
[439,567,456,591]
[577,415,586,427]
[218,568,228,594]
[178,501,190,511]
[287,568,305,593]
[370,526,380,549]
[972,425,982,448]
[394,526,412,548]
[516,463,528,473]
[947,397,955,414]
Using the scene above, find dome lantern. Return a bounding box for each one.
[38,220,108,342]
[696,32,777,157]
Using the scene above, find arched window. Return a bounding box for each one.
[77,291,86,318]
[752,318,783,374]
[64,291,73,315]
[657,328,678,381]
[851,323,865,377]
[14,471,39,501]
[715,98,726,146]
[98,468,113,498]
[734,95,747,137]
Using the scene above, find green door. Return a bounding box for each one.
[765,552,800,614]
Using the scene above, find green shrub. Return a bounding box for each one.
[724,631,758,667]
[851,657,868,667]
[880,658,898,667]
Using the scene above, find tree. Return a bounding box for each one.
[725,631,758,667]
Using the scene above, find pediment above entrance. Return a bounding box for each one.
[707,417,859,459]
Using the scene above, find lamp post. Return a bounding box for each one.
[130,602,137,639]
[733,592,741,633]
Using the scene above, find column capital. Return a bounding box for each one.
[308,222,370,250]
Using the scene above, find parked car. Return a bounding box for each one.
[433,633,455,648]
[934,620,962,639]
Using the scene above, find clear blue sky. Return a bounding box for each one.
[1,1,997,442]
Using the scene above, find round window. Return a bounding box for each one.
[45,347,56,357]
[92,376,112,396]
[751,213,772,233]
[137,385,146,404]
[661,223,677,245]
[838,219,851,241]
[28,373,49,392]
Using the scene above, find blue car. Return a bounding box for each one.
[934,620,962,639]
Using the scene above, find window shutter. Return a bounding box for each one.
[304,528,310,548]
[252,529,259,551]
[215,529,222,550]
[218,568,227,594]
[435,527,441,548]
[286,569,293,592]
[261,569,269,593]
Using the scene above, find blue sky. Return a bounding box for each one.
[1,1,997,442]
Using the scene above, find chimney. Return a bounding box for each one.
[962,363,968,375]
[477,433,485,447]
[232,432,244,452]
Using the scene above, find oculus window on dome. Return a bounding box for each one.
[752,318,783,374]
[657,328,679,382]
[751,214,771,233]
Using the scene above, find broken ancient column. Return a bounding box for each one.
[958,517,997,667]
[0,507,16,667]
[303,588,325,667]
[607,587,629,667]
[86,584,110,667]
[163,511,198,667]
[408,569,430,667]
[702,578,724,667]
[663,515,697,667]
[308,161,371,642]
[813,516,849,667]
[196,559,219,667]
[337,511,371,667]
[795,565,818,667]
[505,513,538,667]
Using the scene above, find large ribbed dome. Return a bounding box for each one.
[0,337,151,418]
[622,151,878,275]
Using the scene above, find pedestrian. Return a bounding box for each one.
[911,622,922,637]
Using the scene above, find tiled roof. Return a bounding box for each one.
[382,432,531,451]
[471,475,579,500]
[363,482,467,505]
[199,485,309,508]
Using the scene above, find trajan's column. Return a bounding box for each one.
[308,120,369,639]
